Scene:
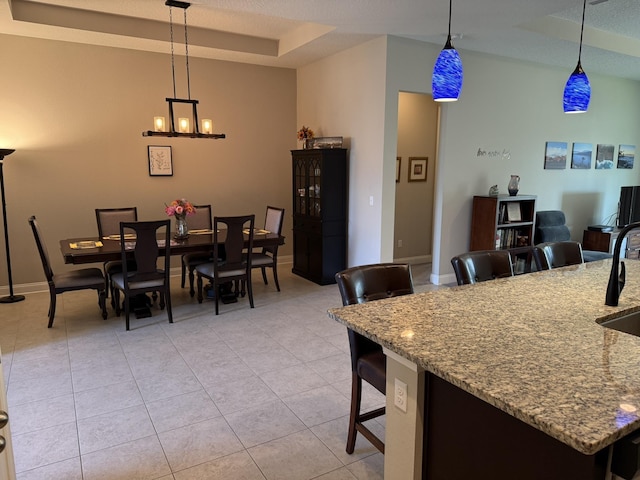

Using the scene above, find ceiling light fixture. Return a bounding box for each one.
[431,0,463,102]
[143,1,225,139]
[563,0,591,114]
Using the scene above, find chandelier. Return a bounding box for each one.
[143,1,225,139]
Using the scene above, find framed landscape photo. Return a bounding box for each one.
[595,144,615,169]
[408,157,428,182]
[617,144,636,169]
[571,143,592,169]
[396,157,401,182]
[148,145,173,176]
[543,141,567,170]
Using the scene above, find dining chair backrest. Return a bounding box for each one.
[451,250,514,285]
[187,204,212,230]
[119,220,170,281]
[214,215,255,273]
[29,216,54,282]
[533,241,584,270]
[96,207,138,238]
[263,206,285,255]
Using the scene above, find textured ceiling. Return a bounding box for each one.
[1,0,639,80]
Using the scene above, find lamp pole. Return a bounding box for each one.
[0,149,25,303]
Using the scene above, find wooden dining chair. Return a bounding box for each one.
[196,214,255,314]
[335,263,414,455]
[29,216,108,327]
[181,204,213,297]
[251,206,285,291]
[111,220,172,330]
[95,207,138,306]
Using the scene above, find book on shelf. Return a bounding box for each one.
[506,202,522,222]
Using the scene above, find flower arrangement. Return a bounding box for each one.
[165,198,196,218]
[297,125,314,140]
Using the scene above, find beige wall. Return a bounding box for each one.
[394,92,438,261]
[0,34,296,288]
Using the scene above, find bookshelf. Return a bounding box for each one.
[470,194,537,274]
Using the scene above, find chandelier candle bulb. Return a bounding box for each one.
[154,116,165,132]
[202,119,213,134]
[178,118,190,133]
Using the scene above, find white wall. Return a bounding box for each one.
[297,36,389,266]
[0,33,296,287]
[434,51,640,283]
[299,34,640,284]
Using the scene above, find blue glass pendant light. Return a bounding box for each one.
[563,0,590,113]
[432,0,463,102]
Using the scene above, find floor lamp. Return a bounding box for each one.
[0,149,24,303]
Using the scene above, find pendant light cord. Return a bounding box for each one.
[447,0,452,37]
[169,6,177,98]
[183,8,192,100]
[578,0,586,62]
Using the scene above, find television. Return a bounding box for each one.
[617,186,640,227]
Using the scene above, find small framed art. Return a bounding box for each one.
[408,157,428,182]
[148,145,173,176]
[571,143,592,169]
[617,144,635,169]
[595,144,615,169]
[396,157,401,182]
[543,142,567,170]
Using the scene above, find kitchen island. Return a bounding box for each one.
[328,259,640,479]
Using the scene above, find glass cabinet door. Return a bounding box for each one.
[309,158,321,217]
[294,157,307,215]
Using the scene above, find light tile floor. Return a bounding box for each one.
[1,263,437,480]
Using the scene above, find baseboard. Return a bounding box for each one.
[430,272,457,286]
[393,254,432,264]
[3,255,297,297]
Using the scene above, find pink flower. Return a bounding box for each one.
[165,199,196,217]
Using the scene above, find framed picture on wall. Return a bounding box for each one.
[543,141,567,170]
[396,157,401,182]
[617,144,636,169]
[571,143,592,169]
[408,157,428,182]
[148,145,173,176]
[595,144,615,169]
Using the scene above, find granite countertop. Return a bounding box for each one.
[327,259,640,455]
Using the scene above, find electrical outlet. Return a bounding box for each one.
[394,378,407,413]
[397,239,403,248]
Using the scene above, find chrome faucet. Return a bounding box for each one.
[605,221,640,306]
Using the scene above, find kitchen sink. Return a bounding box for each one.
[598,311,640,337]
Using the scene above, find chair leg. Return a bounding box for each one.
[188,266,196,297]
[47,289,57,328]
[124,294,131,331]
[114,290,121,316]
[261,267,268,285]
[214,281,220,315]
[159,292,165,310]
[165,288,173,324]
[196,274,204,304]
[99,289,107,320]
[181,263,186,288]
[247,275,254,309]
[272,264,280,292]
[346,372,362,454]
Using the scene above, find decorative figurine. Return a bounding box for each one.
[489,185,499,196]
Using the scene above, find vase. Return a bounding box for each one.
[507,175,520,196]
[175,215,189,239]
[303,138,312,149]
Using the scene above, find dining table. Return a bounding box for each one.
[60,228,285,265]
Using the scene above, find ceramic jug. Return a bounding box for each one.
[507,175,520,196]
